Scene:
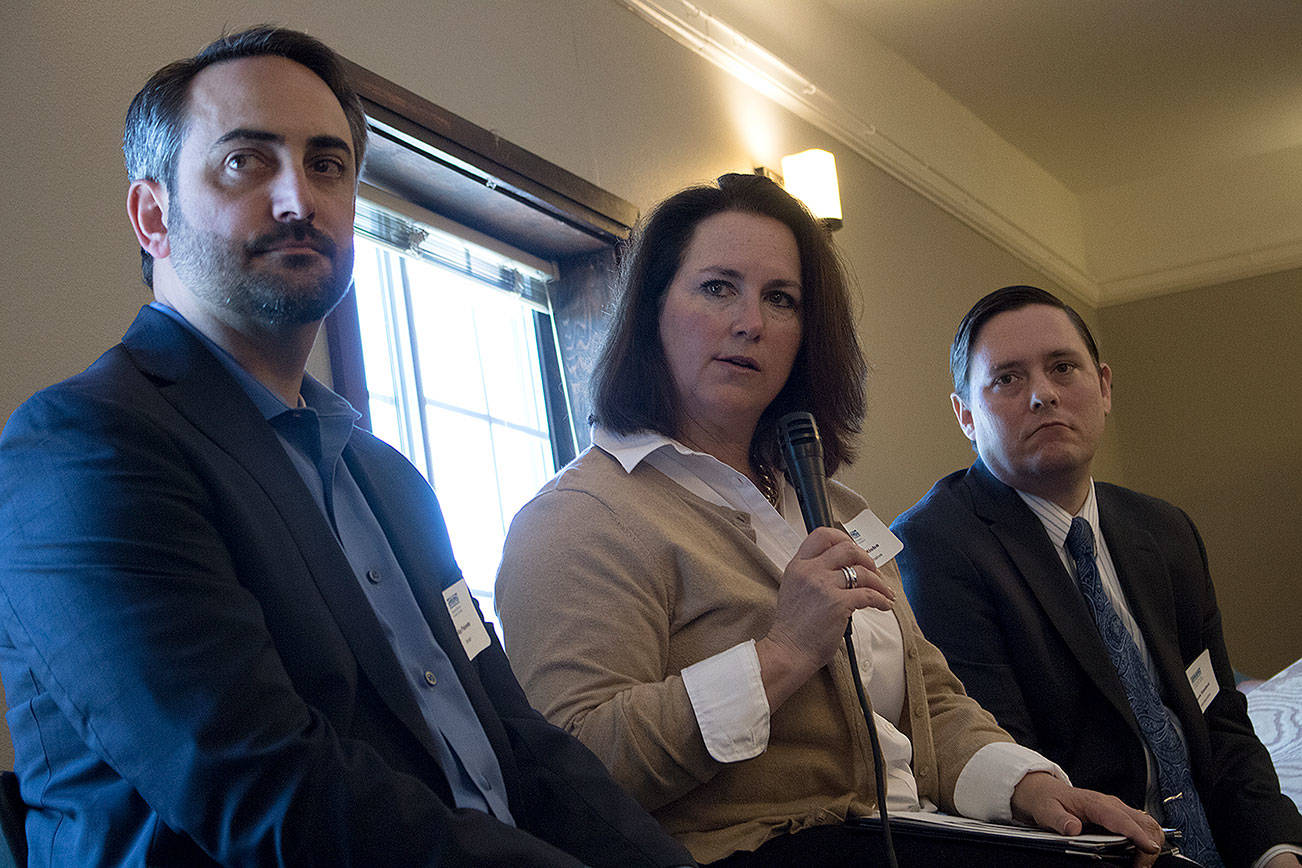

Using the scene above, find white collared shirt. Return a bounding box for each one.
[595,427,1065,822]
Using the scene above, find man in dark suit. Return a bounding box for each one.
[892,285,1302,868]
[0,27,693,867]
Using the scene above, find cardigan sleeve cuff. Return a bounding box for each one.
[681,639,769,762]
[953,741,1070,823]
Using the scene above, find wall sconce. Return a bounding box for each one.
[756,149,843,231]
[781,149,842,231]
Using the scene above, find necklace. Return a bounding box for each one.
[754,461,780,509]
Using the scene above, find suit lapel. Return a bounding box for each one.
[1096,488,1188,706]
[122,307,446,761]
[965,461,1140,730]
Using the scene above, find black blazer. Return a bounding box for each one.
[0,306,691,867]
[892,459,1301,867]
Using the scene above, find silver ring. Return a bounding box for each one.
[842,565,858,589]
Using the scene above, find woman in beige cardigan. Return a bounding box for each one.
[495,175,1163,867]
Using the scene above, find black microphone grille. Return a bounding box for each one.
[778,411,820,448]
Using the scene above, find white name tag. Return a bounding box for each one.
[1185,648,1219,713]
[843,508,904,566]
[442,578,491,662]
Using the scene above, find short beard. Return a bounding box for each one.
[167,199,354,328]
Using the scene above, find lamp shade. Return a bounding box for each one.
[780,148,842,227]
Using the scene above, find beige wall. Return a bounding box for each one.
[1,0,1295,772]
[1099,270,1302,677]
[0,0,1077,513]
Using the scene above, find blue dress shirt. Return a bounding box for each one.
[148,303,514,823]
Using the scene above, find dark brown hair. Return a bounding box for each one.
[592,173,866,475]
[951,285,1101,399]
[123,26,367,288]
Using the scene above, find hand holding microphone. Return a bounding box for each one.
[777,410,891,597]
[754,413,894,710]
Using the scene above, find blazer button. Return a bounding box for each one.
[424,670,437,687]
[366,569,381,584]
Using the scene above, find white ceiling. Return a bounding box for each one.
[828,0,1302,194]
[663,0,1302,305]
[822,0,1302,303]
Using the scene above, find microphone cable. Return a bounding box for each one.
[841,621,899,868]
[778,412,899,868]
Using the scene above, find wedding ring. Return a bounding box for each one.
[842,565,858,589]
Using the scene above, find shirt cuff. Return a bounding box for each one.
[681,639,769,762]
[1253,844,1302,868]
[952,741,1070,823]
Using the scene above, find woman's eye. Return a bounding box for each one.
[701,280,731,296]
[766,291,798,310]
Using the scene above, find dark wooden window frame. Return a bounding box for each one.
[326,58,638,468]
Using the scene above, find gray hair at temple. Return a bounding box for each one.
[122,26,368,288]
[950,285,1101,399]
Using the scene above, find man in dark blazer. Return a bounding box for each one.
[0,27,692,867]
[893,286,1301,868]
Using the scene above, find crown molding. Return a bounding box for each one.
[1095,238,1302,306]
[614,0,1302,309]
[614,0,1100,302]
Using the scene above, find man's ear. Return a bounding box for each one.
[127,179,170,260]
[1098,362,1113,416]
[952,392,977,442]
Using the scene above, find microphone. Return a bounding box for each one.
[778,410,902,868]
[777,411,833,532]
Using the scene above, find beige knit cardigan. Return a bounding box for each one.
[496,447,1012,864]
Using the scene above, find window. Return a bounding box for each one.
[350,195,563,624]
[324,58,638,634]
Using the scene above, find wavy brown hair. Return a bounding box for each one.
[592,173,866,476]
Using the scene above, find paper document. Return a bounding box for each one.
[859,811,1128,847]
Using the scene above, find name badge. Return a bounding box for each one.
[442,578,491,662]
[1185,648,1219,713]
[843,508,904,566]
